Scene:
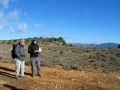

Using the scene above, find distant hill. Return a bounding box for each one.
[72,43,119,48]
[96,43,119,48]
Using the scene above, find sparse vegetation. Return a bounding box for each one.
[0,38,120,72]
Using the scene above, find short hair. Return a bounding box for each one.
[19,39,24,43]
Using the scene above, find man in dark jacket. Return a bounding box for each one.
[28,40,42,77]
[15,39,25,79]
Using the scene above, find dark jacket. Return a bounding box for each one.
[15,43,25,61]
[28,43,39,58]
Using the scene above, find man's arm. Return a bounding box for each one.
[28,45,33,53]
[15,45,21,58]
[35,45,42,53]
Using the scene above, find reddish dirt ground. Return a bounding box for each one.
[0,63,120,90]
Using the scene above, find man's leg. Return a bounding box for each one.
[20,61,25,77]
[15,59,21,78]
[31,58,36,77]
[36,57,41,76]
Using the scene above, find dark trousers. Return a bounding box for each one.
[30,57,41,75]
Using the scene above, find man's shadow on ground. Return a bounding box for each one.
[3,84,27,90]
[0,66,31,79]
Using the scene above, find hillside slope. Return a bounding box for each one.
[0,45,120,72]
[0,63,120,90]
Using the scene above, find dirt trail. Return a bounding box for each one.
[0,63,120,90]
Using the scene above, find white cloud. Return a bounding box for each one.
[42,29,60,37]
[0,16,8,30]
[0,0,9,8]
[0,11,4,17]
[0,0,17,9]
[10,22,28,33]
[9,27,15,33]
[58,18,64,24]
[9,10,21,20]
[0,25,3,30]
[33,23,45,29]
[0,0,29,34]
[18,22,27,31]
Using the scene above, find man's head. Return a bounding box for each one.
[32,39,37,44]
[19,39,25,45]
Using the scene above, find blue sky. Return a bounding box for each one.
[0,0,120,43]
